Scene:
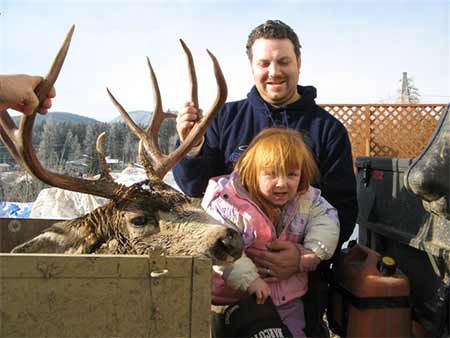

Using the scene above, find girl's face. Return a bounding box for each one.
[258,167,301,207]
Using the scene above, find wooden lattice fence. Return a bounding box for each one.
[320,104,447,160]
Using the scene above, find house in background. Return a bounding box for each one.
[105,157,125,171]
[0,163,11,172]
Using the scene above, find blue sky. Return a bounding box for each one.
[1,0,449,122]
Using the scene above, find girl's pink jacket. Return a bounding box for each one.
[201,173,340,305]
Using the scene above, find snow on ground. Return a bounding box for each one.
[0,167,180,219]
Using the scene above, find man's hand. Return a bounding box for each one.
[176,101,203,143]
[246,239,300,281]
[0,74,55,115]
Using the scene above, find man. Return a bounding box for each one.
[0,74,54,115]
[174,20,357,336]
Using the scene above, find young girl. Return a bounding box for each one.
[201,128,340,338]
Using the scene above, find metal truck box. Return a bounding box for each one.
[0,218,211,338]
[355,156,423,244]
[355,157,449,336]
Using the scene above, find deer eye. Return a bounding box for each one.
[130,216,148,227]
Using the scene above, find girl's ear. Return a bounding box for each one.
[297,174,308,194]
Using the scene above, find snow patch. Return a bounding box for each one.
[25,167,180,219]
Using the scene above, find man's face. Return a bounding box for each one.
[250,38,301,106]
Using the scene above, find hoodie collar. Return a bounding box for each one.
[247,85,318,113]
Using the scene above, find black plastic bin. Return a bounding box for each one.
[355,156,449,337]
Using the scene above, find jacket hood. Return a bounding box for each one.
[246,85,318,112]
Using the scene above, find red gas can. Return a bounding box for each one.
[328,244,411,337]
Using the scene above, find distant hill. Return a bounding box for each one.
[110,110,179,126]
[12,112,100,125]
[110,110,152,125]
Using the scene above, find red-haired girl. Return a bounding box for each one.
[202,128,340,337]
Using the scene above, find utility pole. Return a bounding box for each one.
[401,71,409,103]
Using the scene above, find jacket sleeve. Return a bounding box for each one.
[221,253,259,292]
[173,110,227,198]
[303,191,340,261]
[319,123,358,248]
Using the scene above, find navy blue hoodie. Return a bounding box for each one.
[173,85,357,244]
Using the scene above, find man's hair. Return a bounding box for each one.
[234,128,318,223]
[246,20,302,59]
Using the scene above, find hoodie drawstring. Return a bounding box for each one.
[263,103,289,128]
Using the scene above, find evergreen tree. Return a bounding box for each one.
[107,122,122,159]
[70,134,82,162]
[159,117,177,154]
[60,129,74,163]
[37,120,59,168]
[398,72,420,103]
[122,133,138,164]
[84,123,102,175]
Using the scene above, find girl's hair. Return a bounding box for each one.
[234,128,319,223]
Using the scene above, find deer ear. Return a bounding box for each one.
[128,180,191,211]
[11,223,100,254]
[12,232,67,253]
[150,190,191,211]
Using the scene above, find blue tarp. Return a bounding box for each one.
[0,201,32,218]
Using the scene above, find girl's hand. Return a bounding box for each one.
[299,249,321,272]
[247,277,271,304]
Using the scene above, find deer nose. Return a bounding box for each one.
[220,229,244,260]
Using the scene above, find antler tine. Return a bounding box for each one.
[146,45,227,179]
[107,41,227,180]
[179,39,199,108]
[145,57,176,151]
[35,25,76,107]
[106,87,148,141]
[0,26,123,199]
[96,132,115,181]
[1,25,76,164]
[19,25,76,146]
[171,48,227,156]
[107,83,169,177]
[137,50,189,178]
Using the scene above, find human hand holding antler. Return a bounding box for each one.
[0,74,56,115]
[176,101,203,144]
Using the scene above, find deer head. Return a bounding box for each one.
[1,26,243,263]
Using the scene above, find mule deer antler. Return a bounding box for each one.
[107,39,227,180]
[0,27,227,198]
[0,26,122,199]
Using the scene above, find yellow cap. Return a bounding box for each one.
[382,256,396,266]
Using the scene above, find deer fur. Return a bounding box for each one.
[11,181,243,264]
